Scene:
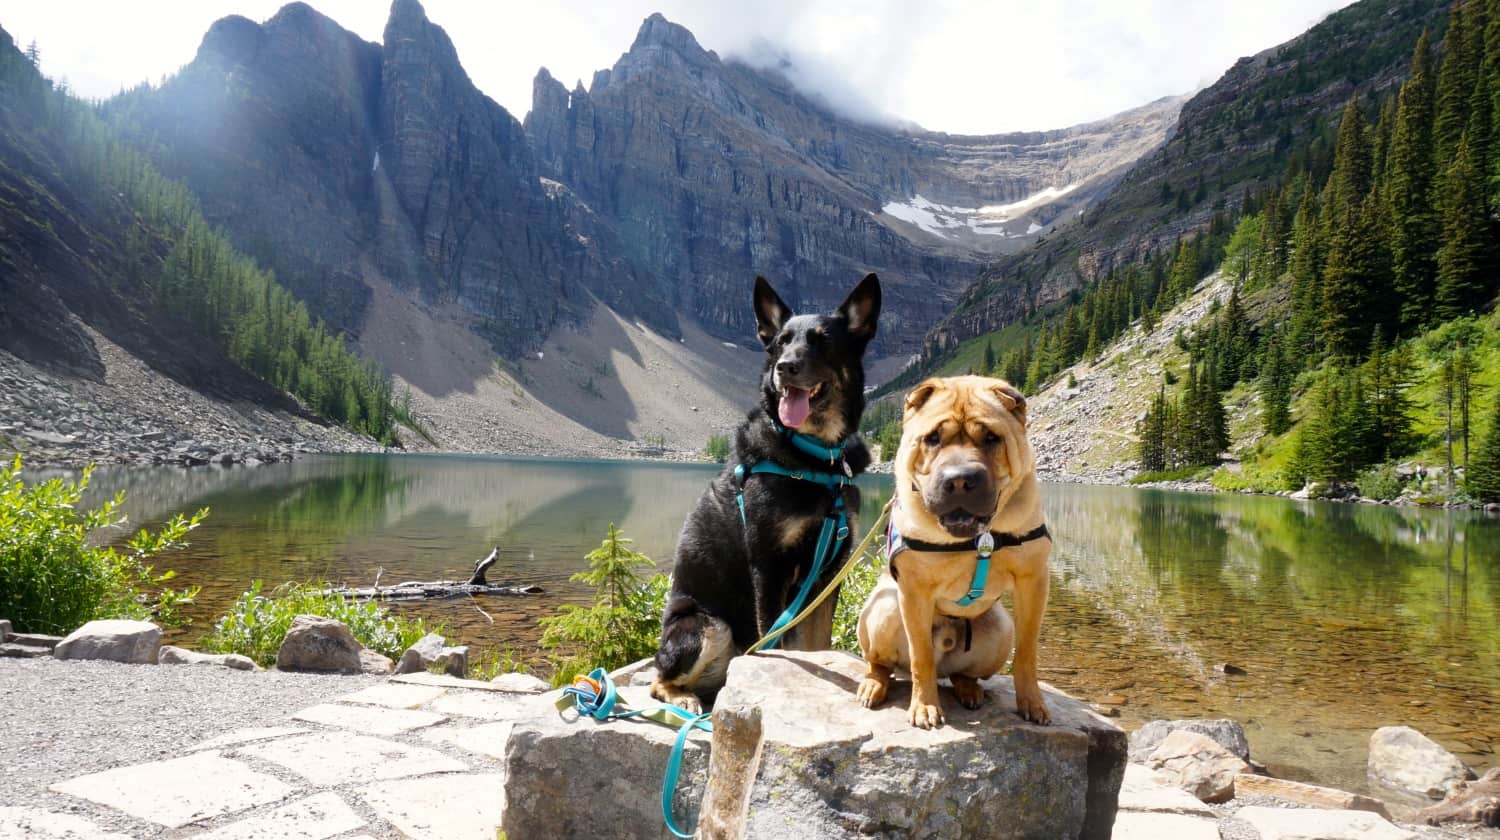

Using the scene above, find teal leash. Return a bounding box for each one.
[560,667,713,838]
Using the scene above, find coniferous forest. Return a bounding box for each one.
[0,31,400,443]
[936,0,1500,501]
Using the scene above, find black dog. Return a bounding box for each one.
[650,273,880,713]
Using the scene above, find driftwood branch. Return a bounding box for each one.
[317,547,541,602]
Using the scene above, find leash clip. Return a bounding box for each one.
[976,532,995,558]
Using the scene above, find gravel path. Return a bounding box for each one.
[0,659,377,816]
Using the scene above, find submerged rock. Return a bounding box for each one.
[1367,725,1474,801]
[1128,718,1250,763]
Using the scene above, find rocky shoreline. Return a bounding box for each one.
[2,616,1496,839]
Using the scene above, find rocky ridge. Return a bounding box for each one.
[107,2,1182,367]
[920,0,1447,361]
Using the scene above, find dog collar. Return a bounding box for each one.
[886,516,1051,607]
[770,419,852,474]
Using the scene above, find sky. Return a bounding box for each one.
[4,0,1357,134]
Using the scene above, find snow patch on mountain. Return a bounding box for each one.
[880,184,1078,240]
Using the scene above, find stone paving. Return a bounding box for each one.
[19,672,546,839]
[7,665,1478,839]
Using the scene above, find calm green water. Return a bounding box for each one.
[76,454,1498,793]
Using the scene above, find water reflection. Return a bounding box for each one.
[1044,485,1498,792]
[74,457,1496,792]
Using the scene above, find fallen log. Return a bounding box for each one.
[317,547,543,602]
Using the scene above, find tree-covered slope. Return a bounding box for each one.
[0,25,398,442]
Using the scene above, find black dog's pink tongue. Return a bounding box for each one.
[779,386,812,428]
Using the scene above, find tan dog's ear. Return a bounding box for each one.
[992,382,1027,427]
[905,379,942,417]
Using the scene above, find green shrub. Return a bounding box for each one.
[705,433,731,464]
[831,548,882,654]
[539,524,667,685]
[470,646,536,680]
[1355,463,1404,501]
[0,455,203,634]
[202,580,435,666]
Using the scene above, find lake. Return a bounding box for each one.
[76,453,1498,794]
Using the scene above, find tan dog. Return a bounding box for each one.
[857,375,1052,728]
[856,572,1014,710]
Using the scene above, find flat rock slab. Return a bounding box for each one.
[430,690,544,721]
[335,682,447,709]
[188,726,311,752]
[360,773,505,840]
[192,792,364,840]
[1119,763,1216,816]
[1233,805,1417,840]
[502,682,712,840]
[1235,773,1392,817]
[719,651,1127,840]
[49,750,293,828]
[238,733,469,786]
[53,619,160,664]
[1112,810,1221,840]
[0,805,134,839]
[488,672,551,693]
[159,645,257,670]
[423,721,515,760]
[390,672,512,692]
[292,702,446,735]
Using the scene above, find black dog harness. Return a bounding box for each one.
[885,506,1050,606]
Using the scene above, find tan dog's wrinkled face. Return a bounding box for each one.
[897,376,1032,539]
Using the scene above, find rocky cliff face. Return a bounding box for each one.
[107,0,671,355]
[524,13,1182,353]
[106,3,1180,363]
[919,0,1446,361]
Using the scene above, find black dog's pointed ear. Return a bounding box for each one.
[753,276,792,348]
[838,273,881,341]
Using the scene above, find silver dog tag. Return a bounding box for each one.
[842,458,854,478]
[976,532,995,556]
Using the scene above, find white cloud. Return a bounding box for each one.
[3,0,1356,132]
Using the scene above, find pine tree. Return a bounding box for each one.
[1435,132,1493,318]
[982,340,996,375]
[1260,328,1293,437]
[1287,191,1323,354]
[24,39,39,69]
[1138,387,1169,473]
[1467,388,1500,501]
[1388,31,1441,332]
[1436,2,1478,165]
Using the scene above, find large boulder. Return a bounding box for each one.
[158,645,257,671]
[275,615,362,674]
[503,651,1125,839]
[1143,730,1248,803]
[52,620,160,664]
[1367,726,1474,801]
[1128,718,1250,763]
[502,683,710,840]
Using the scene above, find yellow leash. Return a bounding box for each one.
[745,500,892,654]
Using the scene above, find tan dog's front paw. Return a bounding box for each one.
[908,698,945,729]
[855,677,888,708]
[1015,683,1050,725]
[672,695,703,715]
[951,675,985,710]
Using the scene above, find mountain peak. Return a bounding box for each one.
[628,13,714,64]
